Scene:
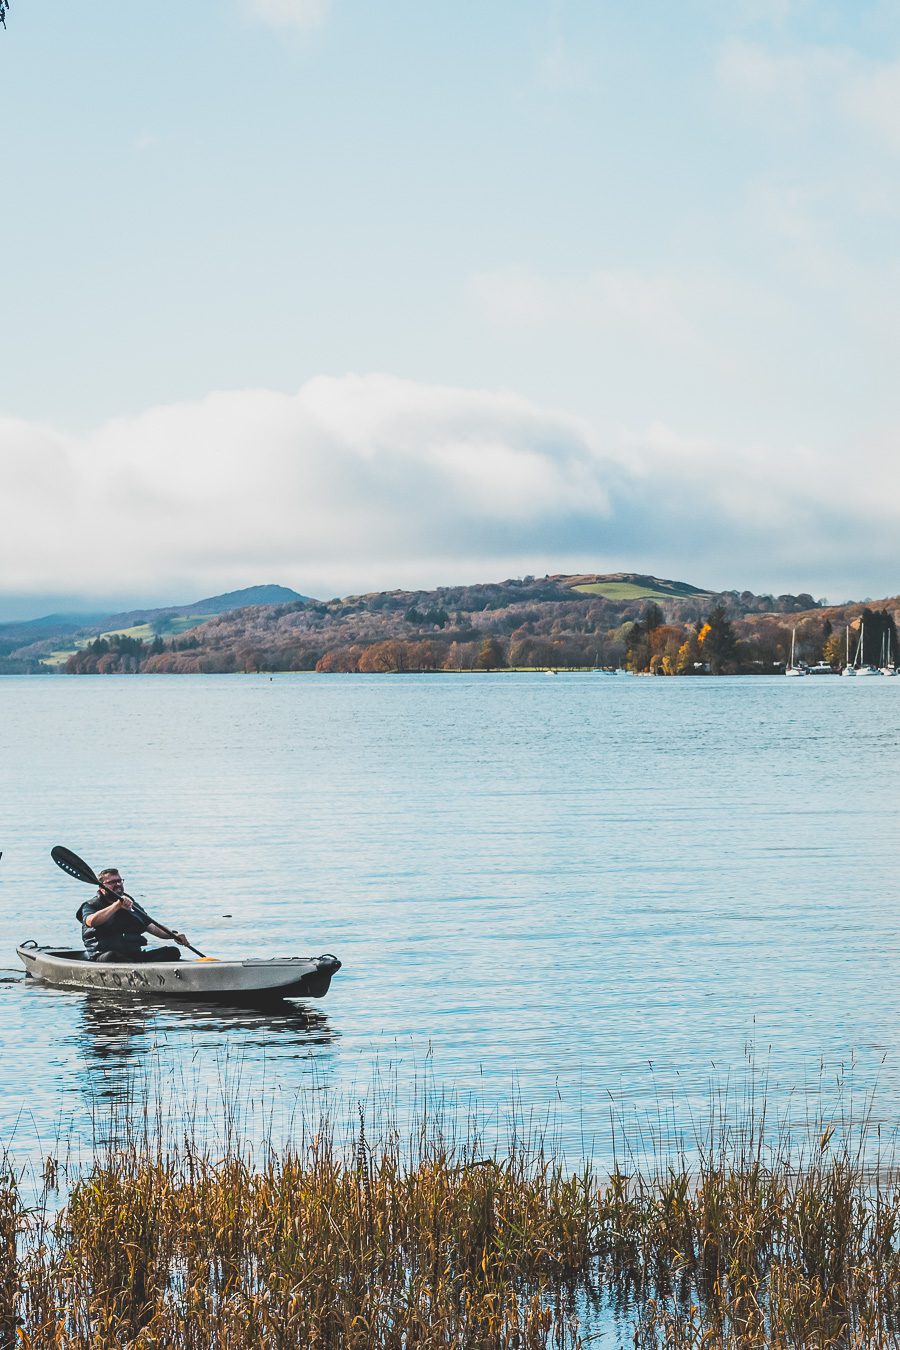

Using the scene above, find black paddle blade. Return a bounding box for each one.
[51,845,99,886]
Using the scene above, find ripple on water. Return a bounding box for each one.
[0,672,898,1166]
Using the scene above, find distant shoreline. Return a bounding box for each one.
[7,574,897,678]
[0,666,845,678]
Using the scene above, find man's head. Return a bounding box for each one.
[98,868,124,894]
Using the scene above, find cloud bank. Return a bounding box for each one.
[3,373,898,610]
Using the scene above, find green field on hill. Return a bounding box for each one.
[98,616,202,643]
[572,580,712,601]
[40,614,206,667]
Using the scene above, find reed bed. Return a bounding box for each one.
[5,1091,900,1347]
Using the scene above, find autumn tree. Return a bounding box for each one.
[648,624,684,675]
[674,630,701,674]
[699,604,738,674]
[316,646,363,672]
[822,632,845,670]
[358,641,407,673]
[445,641,480,670]
[476,637,505,669]
[625,621,650,673]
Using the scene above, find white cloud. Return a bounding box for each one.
[843,58,900,152]
[466,263,784,378]
[609,420,900,599]
[244,0,330,34]
[736,0,805,25]
[1,376,609,601]
[715,37,852,108]
[717,37,900,156]
[3,374,899,605]
[467,265,703,350]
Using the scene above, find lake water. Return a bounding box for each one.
[1,672,899,1172]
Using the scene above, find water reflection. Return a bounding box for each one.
[73,992,338,1112]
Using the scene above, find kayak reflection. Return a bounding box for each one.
[75,992,338,1110]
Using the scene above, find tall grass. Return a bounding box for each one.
[5,1083,900,1347]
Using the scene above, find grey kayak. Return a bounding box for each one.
[17,943,341,1001]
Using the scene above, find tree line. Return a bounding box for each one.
[62,603,899,676]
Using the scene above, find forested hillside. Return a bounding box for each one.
[55,573,900,676]
[3,585,309,671]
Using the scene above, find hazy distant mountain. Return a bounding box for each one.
[0,585,314,663]
[0,613,109,658]
[98,585,313,630]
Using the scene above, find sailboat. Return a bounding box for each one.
[881,629,897,677]
[841,624,855,677]
[785,627,806,676]
[854,619,882,676]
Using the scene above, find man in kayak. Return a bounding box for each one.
[78,867,189,962]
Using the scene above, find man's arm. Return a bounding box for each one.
[84,897,130,928]
[147,921,188,944]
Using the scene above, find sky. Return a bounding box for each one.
[2,0,900,616]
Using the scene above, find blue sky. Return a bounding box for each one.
[2,0,899,614]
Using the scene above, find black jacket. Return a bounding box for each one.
[77,893,150,959]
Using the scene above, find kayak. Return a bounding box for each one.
[17,942,341,1001]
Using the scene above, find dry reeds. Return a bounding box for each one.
[6,1090,900,1347]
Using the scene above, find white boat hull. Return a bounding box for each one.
[17,944,341,1001]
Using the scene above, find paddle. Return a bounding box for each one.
[51,845,210,959]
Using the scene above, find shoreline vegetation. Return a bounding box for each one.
[4,572,896,678]
[5,1083,900,1347]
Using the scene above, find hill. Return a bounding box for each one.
[5,570,894,676]
[52,572,895,676]
[98,584,310,631]
[3,585,312,668]
[0,613,108,659]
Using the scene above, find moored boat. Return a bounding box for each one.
[841,625,856,676]
[785,627,806,676]
[17,943,341,1001]
[853,619,881,675]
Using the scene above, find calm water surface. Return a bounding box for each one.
[1,673,898,1166]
